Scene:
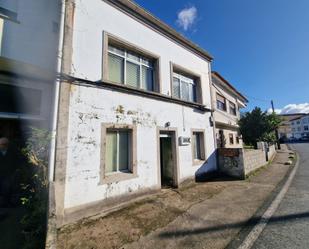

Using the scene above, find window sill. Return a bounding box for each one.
[100,172,138,185]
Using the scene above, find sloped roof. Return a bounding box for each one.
[212,71,248,103]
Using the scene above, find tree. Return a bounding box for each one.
[20,127,51,249]
[239,107,282,147]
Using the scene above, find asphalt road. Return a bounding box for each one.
[251,142,309,249]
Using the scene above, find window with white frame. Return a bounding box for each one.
[229,134,234,145]
[192,131,205,160]
[107,44,155,91]
[229,101,237,116]
[172,72,197,102]
[216,93,226,111]
[236,136,240,144]
[105,129,132,174]
[304,125,309,131]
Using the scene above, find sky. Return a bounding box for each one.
[133,0,309,114]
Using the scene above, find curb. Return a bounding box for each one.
[226,147,300,249]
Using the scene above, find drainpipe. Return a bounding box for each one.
[207,63,219,172]
[207,64,217,149]
[48,0,66,182]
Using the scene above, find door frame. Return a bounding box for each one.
[156,127,179,188]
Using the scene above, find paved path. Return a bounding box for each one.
[249,143,309,249]
[122,146,293,249]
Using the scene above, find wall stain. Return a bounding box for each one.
[113,106,157,127]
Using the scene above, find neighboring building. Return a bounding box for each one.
[289,114,309,139]
[52,0,217,226]
[0,0,60,141]
[278,114,305,140]
[211,72,248,148]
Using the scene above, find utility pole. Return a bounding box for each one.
[271,100,281,150]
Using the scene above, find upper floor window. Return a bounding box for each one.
[172,72,196,102]
[216,93,226,111]
[304,125,309,131]
[229,134,234,145]
[108,44,155,91]
[236,136,240,144]
[297,121,300,125]
[229,101,237,116]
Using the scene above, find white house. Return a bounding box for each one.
[290,114,309,139]
[52,0,217,226]
[211,71,248,148]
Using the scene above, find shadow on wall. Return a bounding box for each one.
[194,150,218,182]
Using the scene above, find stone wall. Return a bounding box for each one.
[217,144,276,178]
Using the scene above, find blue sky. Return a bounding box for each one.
[134,0,309,114]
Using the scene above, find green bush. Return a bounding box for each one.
[20,127,51,249]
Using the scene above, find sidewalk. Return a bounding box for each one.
[57,145,295,249]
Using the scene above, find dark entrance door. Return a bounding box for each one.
[159,132,175,187]
[219,129,225,148]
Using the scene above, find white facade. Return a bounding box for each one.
[57,0,216,219]
[211,72,247,148]
[290,115,309,138]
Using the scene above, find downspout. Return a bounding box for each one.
[207,63,218,168]
[45,1,66,248]
[48,0,66,182]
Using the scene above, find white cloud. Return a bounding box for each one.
[270,103,309,114]
[176,6,197,31]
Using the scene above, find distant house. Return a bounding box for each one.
[288,114,309,139]
[51,0,217,226]
[278,114,306,140]
[211,72,248,148]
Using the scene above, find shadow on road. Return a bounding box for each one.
[157,211,309,238]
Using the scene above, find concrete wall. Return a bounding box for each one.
[218,144,276,178]
[217,148,245,179]
[61,0,216,213]
[243,149,267,175]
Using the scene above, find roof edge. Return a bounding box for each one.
[212,71,248,103]
[103,0,214,62]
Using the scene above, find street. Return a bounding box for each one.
[250,142,309,249]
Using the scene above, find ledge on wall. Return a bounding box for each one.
[59,74,213,113]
